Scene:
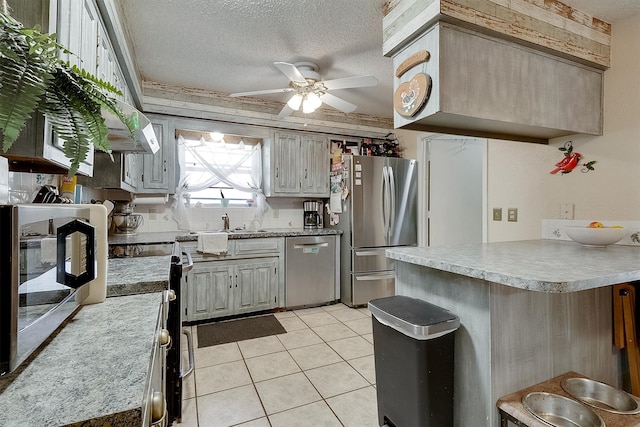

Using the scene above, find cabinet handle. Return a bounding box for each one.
[229,275,232,288]
[276,167,279,178]
[163,160,167,172]
[304,168,308,179]
[235,275,238,287]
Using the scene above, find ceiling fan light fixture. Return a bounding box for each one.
[287,93,303,111]
[306,92,322,111]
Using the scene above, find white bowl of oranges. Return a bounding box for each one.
[565,222,625,247]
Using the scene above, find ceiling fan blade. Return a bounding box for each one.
[229,87,293,97]
[276,103,294,119]
[320,93,357,113]
[322,75,378,91]
[274,62,307,85]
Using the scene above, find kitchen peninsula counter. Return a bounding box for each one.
[385,239,640,427]
[386,239,640,292]
[0,292,162,426]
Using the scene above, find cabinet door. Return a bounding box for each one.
[273,133,300,194]
[122,153,138,188]
[301,136,329,196]
[234,259,278,315]
[186,263,233,321]
[40,0,98,176]
[138,118,174,193]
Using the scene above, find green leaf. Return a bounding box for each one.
[0,11,134,174]
[0,12,56,150]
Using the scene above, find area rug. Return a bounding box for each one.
[197,314,286,348]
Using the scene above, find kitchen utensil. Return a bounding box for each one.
[565,226,625,247]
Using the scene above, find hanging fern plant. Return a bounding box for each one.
[0,10,134,175]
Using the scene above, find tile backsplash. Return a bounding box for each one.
[131,198,315,233]
[542,219,640,246]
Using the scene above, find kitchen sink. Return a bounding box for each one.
[522,392,604,427]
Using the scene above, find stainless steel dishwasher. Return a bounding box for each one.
[285,235,337,308]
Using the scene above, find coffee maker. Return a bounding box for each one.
[303,200,323,229]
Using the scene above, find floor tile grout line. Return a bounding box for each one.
[184,305,375,427]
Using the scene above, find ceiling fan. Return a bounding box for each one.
[229,62,378,119]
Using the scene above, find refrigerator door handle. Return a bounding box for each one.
[293,243,329,249]
[354,272,396,281]
[388,165,396,240]
[381,166,389,237]
[354,250,386,257]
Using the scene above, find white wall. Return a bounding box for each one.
[547,14,640,221]
[486,13,640,242]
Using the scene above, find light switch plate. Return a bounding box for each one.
[560,203,574,220]
[493,208,502,221]
[508,208,518,222]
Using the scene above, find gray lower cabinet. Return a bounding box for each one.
[182,238,283,321]
[185,258,279,321]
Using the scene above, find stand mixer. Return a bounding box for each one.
[112,202,144,235]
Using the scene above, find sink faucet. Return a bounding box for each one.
[222,213,230,231]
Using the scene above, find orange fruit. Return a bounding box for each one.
[588,221,604,228]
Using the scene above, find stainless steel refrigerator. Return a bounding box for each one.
[331,155,417,307]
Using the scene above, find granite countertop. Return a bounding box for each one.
[497,371,640,426]
[175,228,342,241]
[109,231,181,245]
[0,293,162,426]
[107,255,171,296]
[386,239,640,292]
[108,229,341,246]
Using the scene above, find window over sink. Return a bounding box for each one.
[177,130,262,207]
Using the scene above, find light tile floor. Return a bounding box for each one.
[175,304,379,427]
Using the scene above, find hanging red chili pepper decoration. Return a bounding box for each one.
[550,141,596,174]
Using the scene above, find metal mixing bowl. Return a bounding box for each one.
[113,213,144,234]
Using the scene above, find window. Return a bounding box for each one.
[178,130,262,207]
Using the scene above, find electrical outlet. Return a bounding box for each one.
[493,208,502,221]
[560,203,574,220]
[272,209,279,219]
[508,208,518,222]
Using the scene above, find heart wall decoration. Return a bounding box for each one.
[394,72,432,118]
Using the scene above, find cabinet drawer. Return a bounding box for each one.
[234,238,282,257]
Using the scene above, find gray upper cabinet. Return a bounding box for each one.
[263,132,329,197]
[392,23,604,143]
[3,0,98,176]
[78,151,138,192]
[136,116,177,194]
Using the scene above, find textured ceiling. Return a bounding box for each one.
[115,0,640,120]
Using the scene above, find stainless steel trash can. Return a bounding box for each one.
[369,295,460,427]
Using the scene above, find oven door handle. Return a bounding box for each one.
[181,328,195,379]
[182,250,193,273]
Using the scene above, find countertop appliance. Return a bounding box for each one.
[303,200,323,229]
[0,204,108,374]
[285,235,337,308]
[330,155,417,307]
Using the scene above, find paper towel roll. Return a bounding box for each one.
[131,195,169,205]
